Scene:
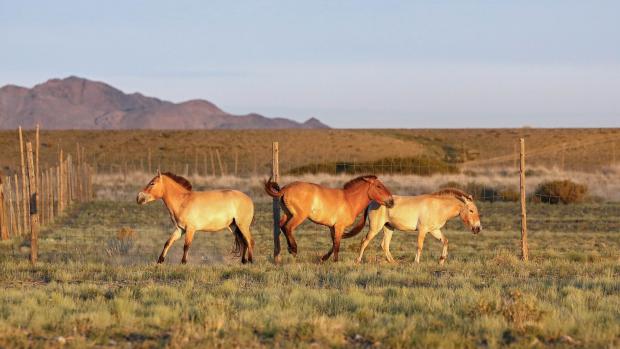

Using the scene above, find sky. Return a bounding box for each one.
[1,1,619,128]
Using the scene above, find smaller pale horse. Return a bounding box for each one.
[137,171,255,264]
[344,188,481,265]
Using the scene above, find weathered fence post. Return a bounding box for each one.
[0,175,8,240]
[519,138,529,261]
[19,127,29,234]
[272,142,281,264]
[7,177,17,237]
[209,150,216,177]
[26,142,39,264]
[13,174,21,236]
[215,149,224,176]
[35,125,40,221]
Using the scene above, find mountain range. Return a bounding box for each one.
[0,76,328,129]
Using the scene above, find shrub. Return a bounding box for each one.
[533,180,588,204]
[287,156,459,176]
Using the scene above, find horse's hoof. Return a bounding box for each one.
[181,259,187,265]
[157,256,165,264]
[241,259,248,264]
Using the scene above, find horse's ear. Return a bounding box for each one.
[157,169,161,176]
[467,194,473,201]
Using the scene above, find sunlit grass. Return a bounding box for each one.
[0,199,619,348]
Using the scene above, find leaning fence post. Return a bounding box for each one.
[26,142,39,264]
[0,175,8,240]
[272,142,282,264]
[519,138,529,261]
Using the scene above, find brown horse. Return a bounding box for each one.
[137,171,255,264]
[264,175,394,262]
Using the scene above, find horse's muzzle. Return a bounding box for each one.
[136,192,151,205]
[472,226,481,234]
[385,198,395,208]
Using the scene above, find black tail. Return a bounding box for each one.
[231,223,249,257]
[342,206,370,239]
[263,177,283,197]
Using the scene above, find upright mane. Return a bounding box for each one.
[162,172,193,191]
[432,188,472,200]
[343,175,377,189]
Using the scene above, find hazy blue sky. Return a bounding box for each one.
[1,1,619,127]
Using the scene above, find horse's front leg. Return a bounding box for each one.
[429,229,448,265]
[181,226,196,264]
[323,225,344,262]
[321,226,336,262]
[158,227,182,263]
[415,227,428,263]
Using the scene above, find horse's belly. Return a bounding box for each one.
[389,211,419,232]
[185,208,233,232]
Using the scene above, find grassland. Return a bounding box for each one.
[0,192,619,348]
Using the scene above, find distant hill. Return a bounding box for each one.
[0,76,329,129]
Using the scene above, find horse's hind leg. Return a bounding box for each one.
[181,226,196,264]
[235,221,254,264]
[357,215,386,263]
[158,227,182,263]
[429,229,448,265]
[381,225,396,263]
[280,202,303,256]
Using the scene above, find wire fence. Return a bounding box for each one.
[2,129,620,265]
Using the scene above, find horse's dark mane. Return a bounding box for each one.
[432,188,471,200]
[162,172,192,191]
[343,175,377,189]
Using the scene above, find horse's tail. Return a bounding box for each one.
[263,177,283,198]
[231,225,247,257]
[343,206,370,239]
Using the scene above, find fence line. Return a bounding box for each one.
[0,126,95,263]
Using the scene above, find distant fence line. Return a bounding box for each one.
[2,127,619,265]
[0,126,95,262]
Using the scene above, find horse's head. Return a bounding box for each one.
[365,177,395,208]
[137,171,165,205]
[457,195,481,234]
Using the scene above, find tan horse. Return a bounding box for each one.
[264,175,394,262]
[137,171,255,264]
[344,188,481,265]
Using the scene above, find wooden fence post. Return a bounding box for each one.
[26,142,39,264]
[35,125,40,221]
[215,149,224,176]
[19,127,29,234]
[0,175,8,240]
[209,150,216,177]
[272,142,281,264]
[148,148,152,174]
[13,174,21,236]
[7,177,17,237]
[234,149,239,177]
[519,138,529,261]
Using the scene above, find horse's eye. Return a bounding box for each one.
[469,210,474,213]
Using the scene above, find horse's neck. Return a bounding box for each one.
[343,183,371,217]
[161,181,191,221]
[444,197,463,219]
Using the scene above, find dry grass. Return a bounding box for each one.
[1,129,619,177]
[0,196,618,348]
[95,165,620,202]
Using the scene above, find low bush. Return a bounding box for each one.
[533,180,588,204]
